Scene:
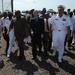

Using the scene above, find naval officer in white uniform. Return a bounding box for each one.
[50,5,71,63]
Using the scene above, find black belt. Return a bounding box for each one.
[54,29,65,31]
[58,30,61,31]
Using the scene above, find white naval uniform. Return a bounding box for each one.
[50,14,71,61]
[72,16,75,43]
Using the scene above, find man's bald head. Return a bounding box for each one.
[33,10,38,17]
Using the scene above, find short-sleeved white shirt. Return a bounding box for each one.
[50,14,71,30]
[1,17,11,30]
[44,18,51,32]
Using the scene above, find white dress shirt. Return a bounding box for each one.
[1,17,11,30]
[44,18,51,32]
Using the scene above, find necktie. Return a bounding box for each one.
[46,19,49,31]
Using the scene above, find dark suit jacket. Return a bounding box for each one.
[30,17,44,37]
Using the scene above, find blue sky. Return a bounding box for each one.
[0,0,75,12]
[14,0,75,11]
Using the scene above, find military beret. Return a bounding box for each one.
[8,12,13,16]
[42,8,46,12]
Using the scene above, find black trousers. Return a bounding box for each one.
[68,36,73,47]
[3,33,9,53]
[16,37,24,58]
[31,35,42,58]
[65,30,73,47]
[43,32,52,54]
[68,30,73,47]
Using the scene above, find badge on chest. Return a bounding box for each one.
[62,18,66,25]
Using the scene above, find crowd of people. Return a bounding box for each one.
[0,5,75,63]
